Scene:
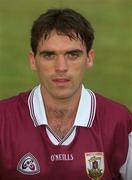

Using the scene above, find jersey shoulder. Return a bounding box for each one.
[0,91,30,115]
[95,92,132,131]
[95,92,130,112]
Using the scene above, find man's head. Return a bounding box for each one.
[29,8,95,100]
[31,8,94,55]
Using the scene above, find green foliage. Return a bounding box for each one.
[0,0,132,109]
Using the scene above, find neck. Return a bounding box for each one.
[41,85,82,120]
[40,85,82,139]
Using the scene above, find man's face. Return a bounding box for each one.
[29,30,94,100]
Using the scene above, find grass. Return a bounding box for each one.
[0,0,132,109]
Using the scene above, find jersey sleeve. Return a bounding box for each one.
[120,111,132,179]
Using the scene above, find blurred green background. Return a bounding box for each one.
[0,0,132,109]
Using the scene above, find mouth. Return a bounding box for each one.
[52,78,70,86]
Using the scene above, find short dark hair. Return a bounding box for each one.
[31,8,94,55]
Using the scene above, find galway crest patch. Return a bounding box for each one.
[17,152,40,175]
[85,152,104,180]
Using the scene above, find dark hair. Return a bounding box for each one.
[31,8,94,55]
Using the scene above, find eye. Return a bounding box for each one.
[67,52,80,60]
[39,51,56,60]
[42,53,56,60]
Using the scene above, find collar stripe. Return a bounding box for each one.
[87,90,96,127]
[28,88,39,127]
[46,126,62,142]
[46,126,76,145]
[59,126,76,145]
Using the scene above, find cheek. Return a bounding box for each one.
[36,62,52,75]
[72,62,87,75]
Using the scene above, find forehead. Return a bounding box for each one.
[37,30,86,52]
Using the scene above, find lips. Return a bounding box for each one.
[52,78,70,86]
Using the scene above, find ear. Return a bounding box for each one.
[28,51,37,71]
[86,49,94,69]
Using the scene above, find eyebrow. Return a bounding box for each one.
[38,49,83,56]
[65,49,83,55]
[39,50,55,56]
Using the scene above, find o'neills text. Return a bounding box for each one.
[51,153,74,162]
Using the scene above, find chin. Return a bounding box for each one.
[51,91,73,100]
[53,94,71,100]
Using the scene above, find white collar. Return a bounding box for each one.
[28,85,96,128]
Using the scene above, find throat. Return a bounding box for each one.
[49,121,73,139]
[46,107,76,139]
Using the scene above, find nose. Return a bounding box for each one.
[55,55,68,72]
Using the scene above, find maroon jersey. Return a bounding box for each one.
[0,87,132,180]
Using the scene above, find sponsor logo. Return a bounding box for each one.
[50,153,74,162]
[17,152,40,175]
[85,152,104,180]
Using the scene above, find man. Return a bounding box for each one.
[0,8,132,180]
